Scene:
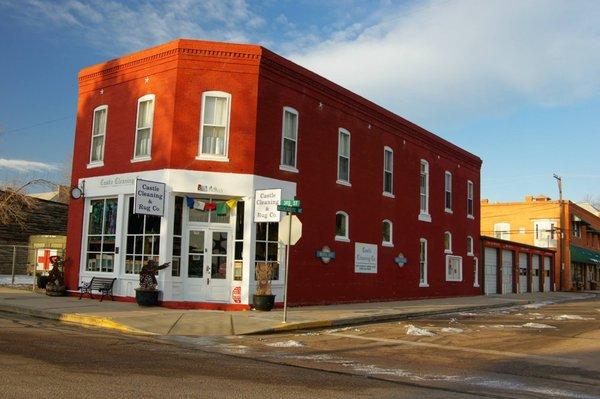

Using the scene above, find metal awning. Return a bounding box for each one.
[570,245,600,264]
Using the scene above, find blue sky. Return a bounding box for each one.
[0,0,599,202]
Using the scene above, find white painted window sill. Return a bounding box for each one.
[196,155,229,162]
[444,250,453,254]
[87,162,104,169]
[419,283,429,288]
[467,252,474,257]
[382,192,395,198]
[445,208,453,214]
[335,236,350,243]
[467,215,475,220]
[446,278,463,283]
[336,179,352,187]
[418,213,432,222]
[131,156,151,163]
[382,242,394,247]
[279,164,299,173]
[474,284,480,288]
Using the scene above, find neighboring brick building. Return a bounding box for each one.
[66,39,482,308]
[0,192,68,274]
[481,195,600,290]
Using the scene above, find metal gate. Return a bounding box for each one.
[484,247,498,294]
[532,254,540,292]
[519,252,528,293]
[544,256,551,292]
[502,249,513,294]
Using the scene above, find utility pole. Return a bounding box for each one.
[553,174,564,290]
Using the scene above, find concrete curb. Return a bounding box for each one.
[245,301,529,335]
[0,303,153,335]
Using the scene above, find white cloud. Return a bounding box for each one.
[290,0,600,124]
[0,158,59,172]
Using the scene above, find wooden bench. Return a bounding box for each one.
[78,277,117,302]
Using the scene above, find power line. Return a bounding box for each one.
[1,116,73,135]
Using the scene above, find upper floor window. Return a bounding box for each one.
[335,211,349,242]
[467,235,474,256]
[444,231,452,253]
[446,255,463,281]
[419,238,428,287]
[494,222,511,240]
[337,128,350,184]
[382,220,393,246]
[199,91,231,159]
[467,180,474,218]
[89,105,107,165]
[280,107,298,171]
[444,171,452,212]
[383,147,393,195]
[419,160,430,221]
[134,94,155,160]
[572,221,581,238]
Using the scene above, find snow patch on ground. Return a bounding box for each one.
[522,322,556,329]
[0,275,33,285]
[458,312,479,317]
[405,324,436,336]
[216,344,249,354]
[441,327,464,334]
[324,326,356,334]
[552,314,594,321]
[266,340,304,348]
[522,301,554,309]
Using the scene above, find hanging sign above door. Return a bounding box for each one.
[134,179,166,217]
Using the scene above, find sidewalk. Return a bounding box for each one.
[0,287,595,336]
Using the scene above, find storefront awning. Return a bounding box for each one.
[570,245,600,264]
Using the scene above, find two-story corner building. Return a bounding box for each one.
[64,39,482,309]
[481,195,600,291]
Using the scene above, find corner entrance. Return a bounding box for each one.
[184,228,230,302]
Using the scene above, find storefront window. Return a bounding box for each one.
[254,222,279,280]
[86,198,117,272]
[172,196,183,277]
[125,197,161,274]
[188,197,231,224]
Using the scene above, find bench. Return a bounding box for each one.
[78,277,117,302]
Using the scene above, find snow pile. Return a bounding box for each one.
[441,327,464,333]
[458,312,479,317]
[266,340,304,348]
[551,314,594,321]
[0,275,33,285]
[405,324,436,336]
[522,301,554,309]
[522,323,556,329]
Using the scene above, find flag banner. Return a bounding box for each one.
[193,200,206,210]
[216,202,228,216]
[186,197,195,209]
[204,202,217,211]
[226,199,237,209]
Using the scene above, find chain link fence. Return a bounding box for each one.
[0,244,65,287]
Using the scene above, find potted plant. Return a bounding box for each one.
[45,256,66,296]
[135,260,170,306]
[253,262,276,311]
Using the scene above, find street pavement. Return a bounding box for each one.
[0,285,593,336]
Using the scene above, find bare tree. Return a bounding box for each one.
[582,194,600,209]
[0,179,56,228]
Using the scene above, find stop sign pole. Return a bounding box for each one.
[277,199,302,323]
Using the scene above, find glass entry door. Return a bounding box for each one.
[184,228,231,302]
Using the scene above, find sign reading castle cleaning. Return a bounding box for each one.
[134,179,165,217]
[355,242,378,274]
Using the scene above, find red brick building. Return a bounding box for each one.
[66,39,482,308]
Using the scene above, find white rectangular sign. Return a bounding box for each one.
[134,179,166,217]
[254,189,281,222]
[355,242,378,274]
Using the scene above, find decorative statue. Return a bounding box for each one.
[139,260,171,290]
[46,256,66,296]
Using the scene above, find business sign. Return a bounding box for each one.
[355,243,378,274]
[254,189,281,222]
[134,179,166,217]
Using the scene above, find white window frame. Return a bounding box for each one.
[382,219,393,247]
[444,231,452,254]
[335,211,349,242]
[419,238,428,287]
[197,91,231,162]
[444,171,452,213]
[279,106,299,172]
[467,235,474,256]
[336,128,351,185]
[467,180,474,219]
[419,159,431,222]
[88,105,108,168]
[383,146,394,197]
[446,255,463,282]
[494,222,511,240]
[132,94,155,162]
[473,256,480,287]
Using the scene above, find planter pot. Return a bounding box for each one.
[253,294,275,311]
[135,289,160,306]
[45,283,66,296]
